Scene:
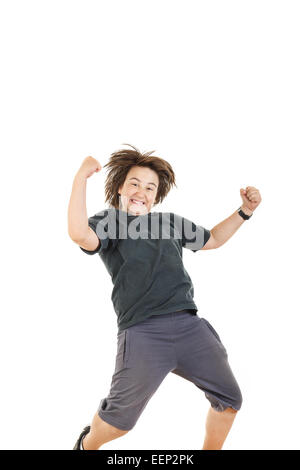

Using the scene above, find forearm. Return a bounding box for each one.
[211,205,253,247]
[68,172,89,241]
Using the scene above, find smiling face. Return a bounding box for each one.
[118,166,159,215]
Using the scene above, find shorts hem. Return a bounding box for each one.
[98,410,134,431]
[210,400,241,412]
[205,391,242,412]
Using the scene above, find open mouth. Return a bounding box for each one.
[130,199,145,206]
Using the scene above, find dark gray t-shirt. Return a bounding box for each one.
[80,208,211,331]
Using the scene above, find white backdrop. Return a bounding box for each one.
[0,0,299,450]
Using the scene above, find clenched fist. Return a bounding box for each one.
[78,156,102,179]
[240,186,262,213]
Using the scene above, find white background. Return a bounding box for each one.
[0,0,299,450]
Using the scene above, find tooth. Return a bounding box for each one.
[132,199,143,204]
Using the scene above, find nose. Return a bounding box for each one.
[134,190,147,200]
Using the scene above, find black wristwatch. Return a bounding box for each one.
[238,206,253,220]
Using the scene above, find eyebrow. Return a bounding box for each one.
[129,177,157,188]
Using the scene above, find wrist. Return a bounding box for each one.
[74,171,87,184]
[240,205,253,216]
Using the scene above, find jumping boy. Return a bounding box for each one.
[68,144,262,450]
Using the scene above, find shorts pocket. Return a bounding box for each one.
[201,318,228,357]
[115,329,131,371]
[201,318,222,343]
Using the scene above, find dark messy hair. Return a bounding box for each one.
[103,143,177,209]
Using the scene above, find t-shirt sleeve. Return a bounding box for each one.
[180,215,211,252]
[79,210,111,255]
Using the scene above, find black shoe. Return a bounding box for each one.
[73,425,91,450]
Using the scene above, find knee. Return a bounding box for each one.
[99,418,130,437]
[225,407,238,414]
[110,425,130,437]
[223,387,243,413]
[232,387,243,411]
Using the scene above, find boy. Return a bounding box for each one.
[68,144,261,450]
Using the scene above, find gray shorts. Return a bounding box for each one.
[98,310,242,431]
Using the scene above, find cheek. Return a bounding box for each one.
[145,193,154,203]
[124,188,135,197]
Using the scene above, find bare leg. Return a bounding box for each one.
[82,412,129,450]
[202,406,238,450]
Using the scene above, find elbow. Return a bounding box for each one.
[68,234,80,244]
[68,229,88,244]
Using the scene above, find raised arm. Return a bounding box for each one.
[68,156,102,251]
[207,186,262,249]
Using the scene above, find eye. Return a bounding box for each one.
[147,188,153,191]
[131,183,137,186]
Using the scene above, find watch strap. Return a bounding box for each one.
[238,206,253,220]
